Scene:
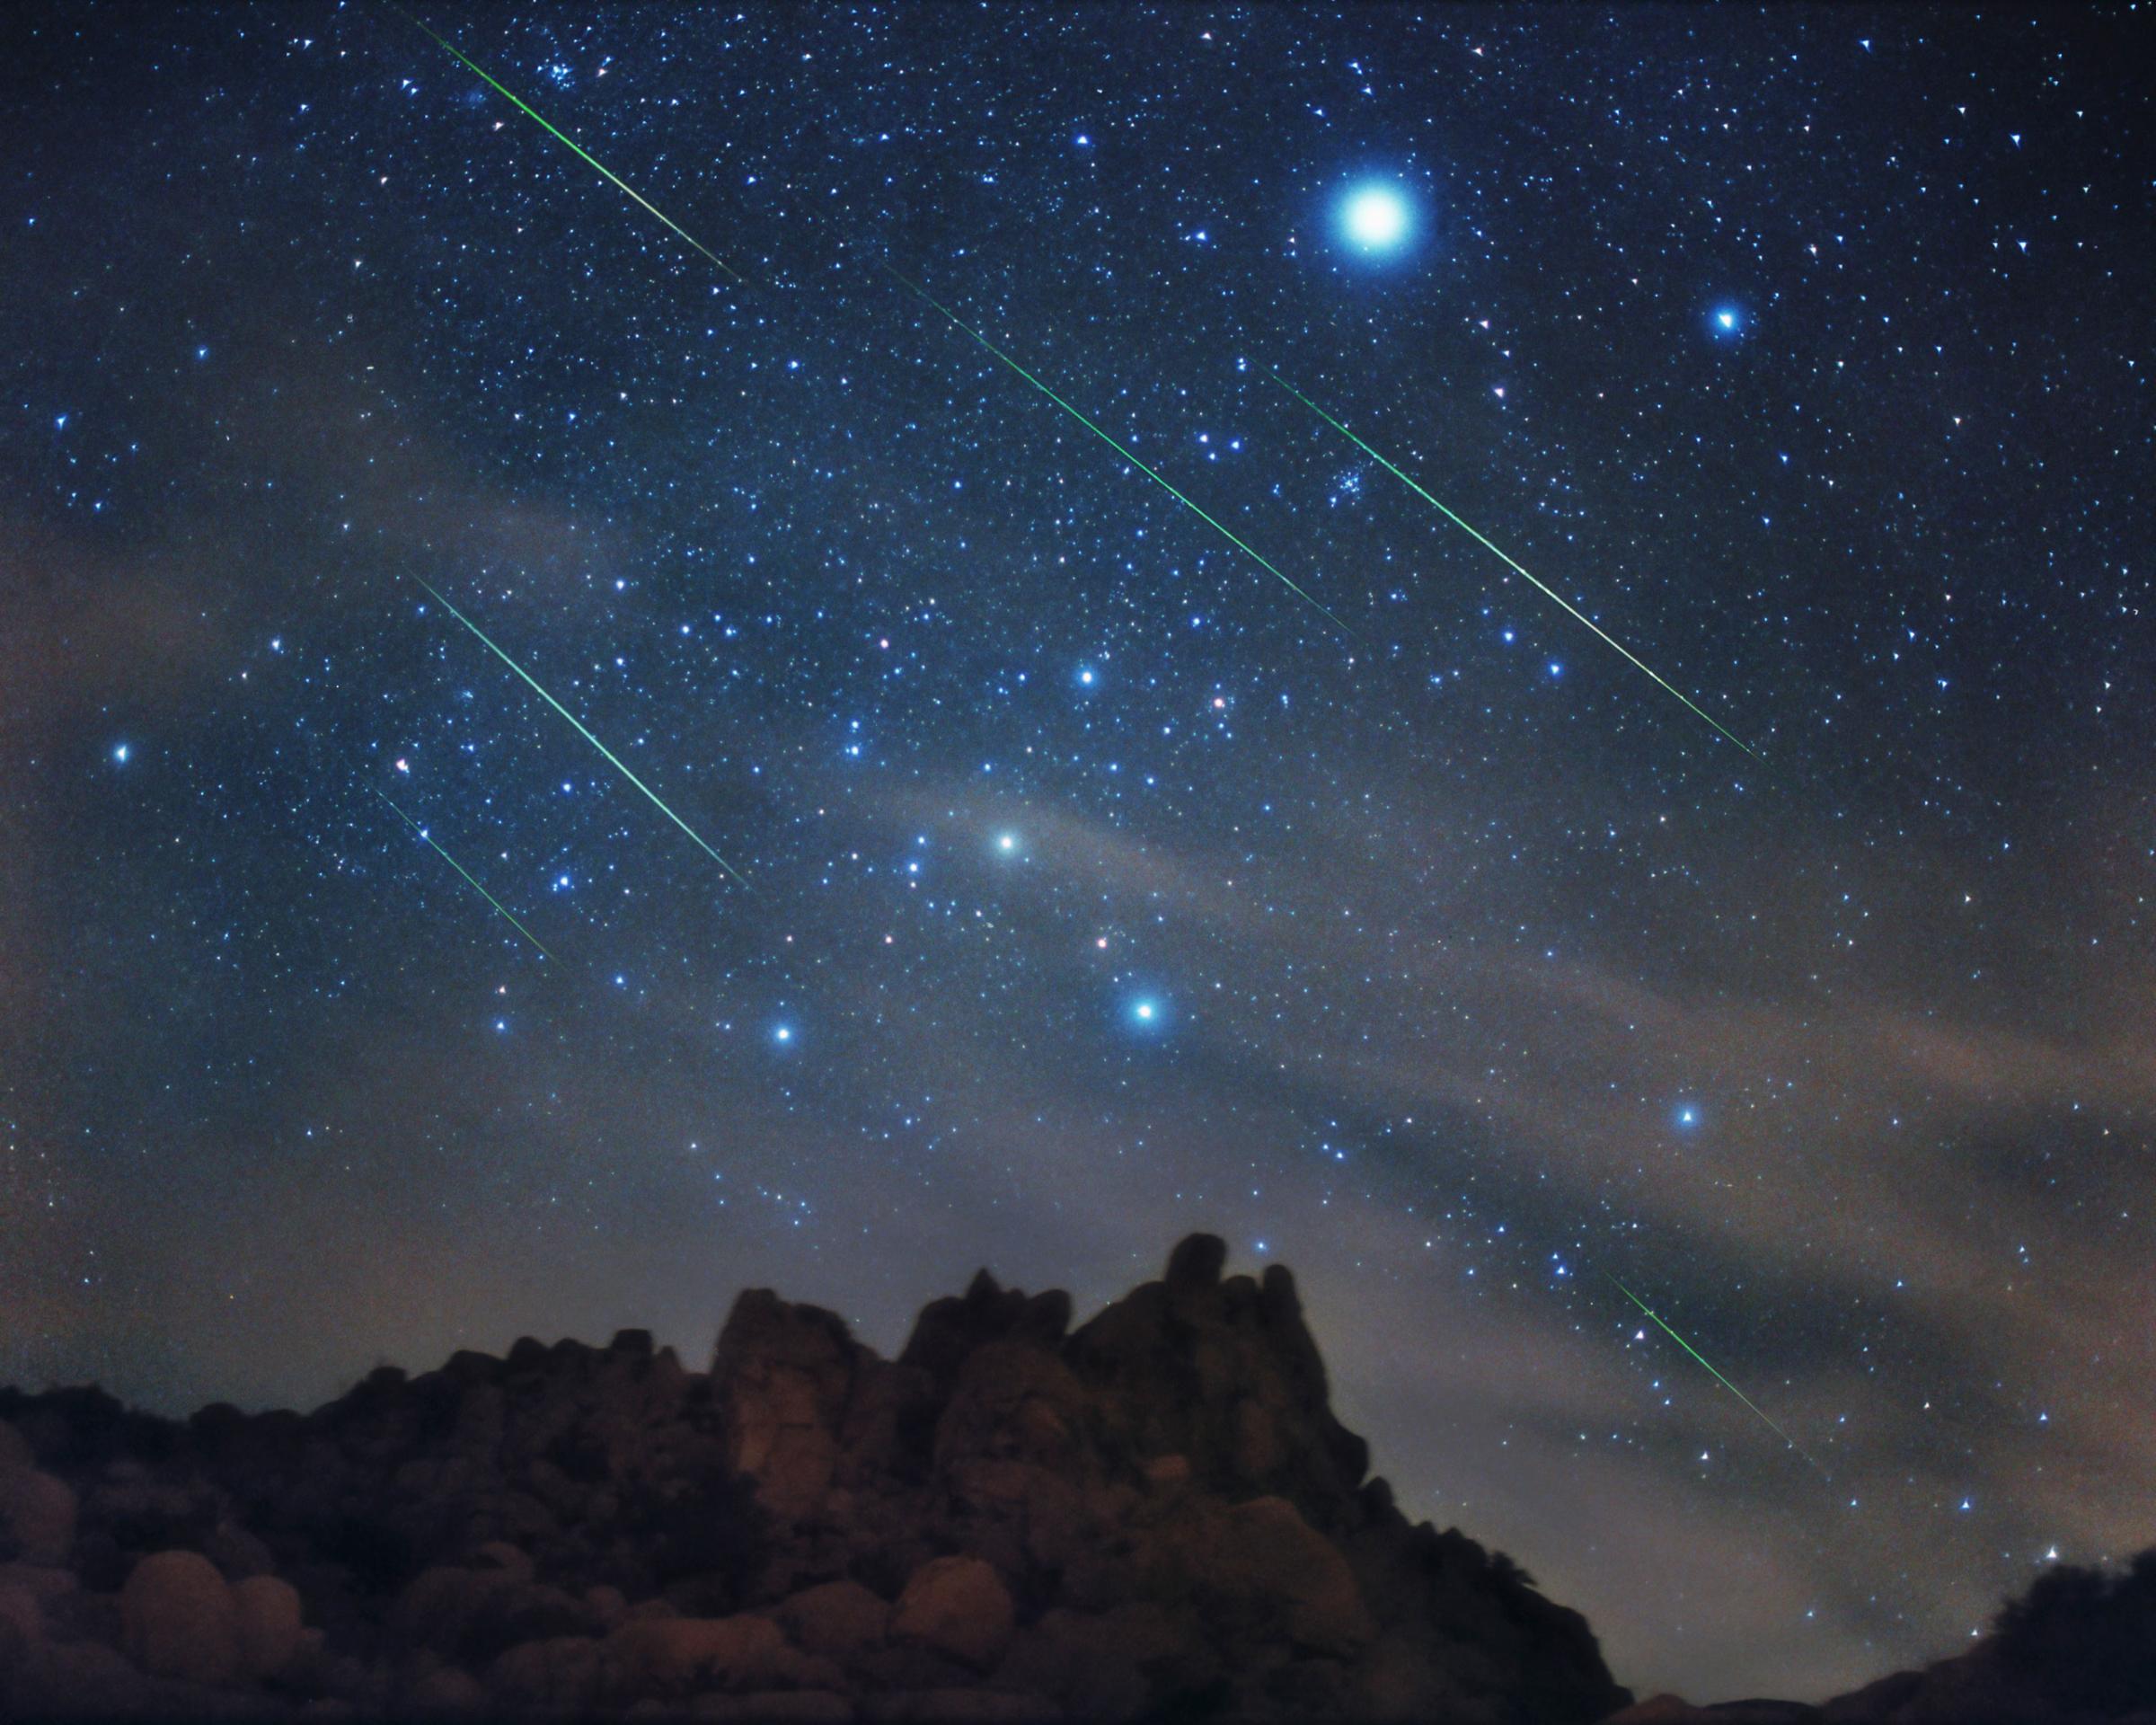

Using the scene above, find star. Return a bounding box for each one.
[1341,183,1410,251]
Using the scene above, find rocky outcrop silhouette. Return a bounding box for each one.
[0,1235,1630,1721]
[1602,1549,2156,1725]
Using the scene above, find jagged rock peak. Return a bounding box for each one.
[0,1234,1633,1724]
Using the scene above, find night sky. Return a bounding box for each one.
[4,2,2152,1705]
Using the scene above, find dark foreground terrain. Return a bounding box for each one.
[1,1234,2150,1723]
[0,1235,1626,1721]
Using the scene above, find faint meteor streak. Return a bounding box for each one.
[1610,1276,1826,1473]
[886,267,1354,636]
[376,789,552,959]
[1272,375,1761,759]
[394,7,744,284]
[410,577,750,888]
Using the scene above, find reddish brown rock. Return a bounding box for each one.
[234,1573,307,1681]
[891,1555,1015,1672]
[714,1292,863,1523]
[693,1693,854,1722]
[1,1468,76,1566]
[774,1578,891,1662]
[605,1612,800,1700]
[489,1633,607,1712]
[120,1549,242,1685]
[1208,1493,1375,1657]
[0,1233,1643,1722]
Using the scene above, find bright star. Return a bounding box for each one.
[773,1025,793,1044]
[997,833,1018,853]
[1710,304,1745,339]
[1676,1104,1700,1128]
[112,743,129,764]
[1341,183,1410,251]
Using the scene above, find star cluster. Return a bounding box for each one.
[3,5,2152,1705]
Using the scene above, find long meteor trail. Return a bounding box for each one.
[886,267,1354,637]
[376,789,552,959]
[410,577,751,888]
[394,7,744,284]
[1610,1276,1825,1474]
[1273,375,1759,759]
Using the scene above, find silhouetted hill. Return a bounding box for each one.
[0,1234,1630,1721]
[1604,1549,2156,1725]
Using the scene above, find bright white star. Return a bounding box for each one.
[1341,184,1410,250]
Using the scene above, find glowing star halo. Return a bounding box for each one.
[1341,184,1410,250]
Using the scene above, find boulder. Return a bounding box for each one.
[1164,1232,1228,1301]
[405,1665,489,1715]
[606,1612,800,1699]
[0,1468,75,1565]
[858,1689,1058,1721]
[0,1578,45,1675]
[694,1693,855,1722]
[0,1561,77,1604]
[934,1342,1092,1479]
[233,1573,306,1681]
[1215,1491,1362,1647]
[892,1555,1015,1671]
[775,1578,891,1661]
[714,1291,862,1521]
[489,1633,607,1711]
[389,1563,514,1656]
[120,1549,242,1685]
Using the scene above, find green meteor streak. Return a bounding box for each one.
[376,790,552,960]
[394,7,744,284]
[886,267,1354,636]
[1611,1277,1825,1473]
[1273,375,1760,760]
[410,577,751,889]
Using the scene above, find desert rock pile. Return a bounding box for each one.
[0,1234,1630,1722]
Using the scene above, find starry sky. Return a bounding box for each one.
[4,3,2152,1705]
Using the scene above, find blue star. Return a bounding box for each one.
[1710,305,1745,340]
[1676,1103,1701,1128]
[112,743,130,764]
[773,1024,794,1046]
[1340,183,1412,252]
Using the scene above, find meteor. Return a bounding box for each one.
[375,789,552,959]
[410,577,750,888]
[1610,1276,1826,1474]
[394,7,744,284]
[1272,375,1761,760]
[886,267,1354,637]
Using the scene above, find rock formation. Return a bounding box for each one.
[0,1234,1631,1721]
[1603,1549,2156,1725]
